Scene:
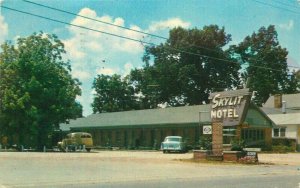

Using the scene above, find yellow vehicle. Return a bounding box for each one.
[58,132,93,152]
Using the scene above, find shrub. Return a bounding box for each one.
[272,138,296,152]
[272,144,295,153]
[230,138,245,151]
[198,136,212,150]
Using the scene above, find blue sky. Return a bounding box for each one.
[1,0,300,116]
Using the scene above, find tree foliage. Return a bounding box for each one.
[231,25,299,106]
[92,74,138,113]
[0,32,82,149]
[130,26,241,107]
[91,25,299,113]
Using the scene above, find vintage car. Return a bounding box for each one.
[58,132,93,152]
[161,136,186,153]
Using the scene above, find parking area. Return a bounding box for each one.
[0,151,299,187]
[1,150,300,165]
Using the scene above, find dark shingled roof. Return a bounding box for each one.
[60,105,212,131]
[60,102,274,131]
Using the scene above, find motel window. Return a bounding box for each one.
[273,128,286,138]
[100,131,105,144]
[223,127,236,144]
[241,129,265,147]
[116,131,121,146]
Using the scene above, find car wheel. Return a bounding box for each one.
[86,148,91,152]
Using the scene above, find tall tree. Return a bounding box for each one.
[129,67,161,109]
[231,25,298,105]
[295,70,300,92]
[92,74,138,113]
[0,33,82,149]
[130,25,241,107]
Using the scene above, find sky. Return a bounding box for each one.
[1,0,300,116]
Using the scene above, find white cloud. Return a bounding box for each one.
[65,7,145,60]
[63,8,148,115]
[63,38,86,60]
[90,89,97,95]
[64,8,191,63]
[123,62,133,76]
[287,56,300,72]
[279,20,294,31]
[63,7,191,116]
[96,67,116,75]
[148,18,191,32]
[72,70,92,80]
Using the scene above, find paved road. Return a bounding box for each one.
[0,151,299,188]
[47,175,300,188]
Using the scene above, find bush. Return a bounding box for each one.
[272,138,296,146]
[272,145,295,153]
[230,139,245,151]
[272,138,296,152]
[198,136,212,150]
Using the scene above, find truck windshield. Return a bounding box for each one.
[165,137,180,142]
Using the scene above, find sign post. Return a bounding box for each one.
[212,121,223,156]
[209,89,252,156]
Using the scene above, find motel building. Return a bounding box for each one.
[262,93,300,151]
[60,89,274,151]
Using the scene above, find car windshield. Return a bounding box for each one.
[81,135,91,138]
[165,137,181,142]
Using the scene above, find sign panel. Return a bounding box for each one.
[203,125,212,135]
[209,89,252,126]
[246,151,258,161]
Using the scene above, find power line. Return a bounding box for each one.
[0,5,238,64]
[252,0,300,15]
[1,6,153,44]
[1,5,299,73]
[272,0,299,9]
[22,0,222,54]
[21,0,300,71]
[22,0,167,40]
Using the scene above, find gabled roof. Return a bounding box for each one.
[260,107,298,115]
[60,105,212,131]
[268,113,300,126]
[263,93,300,110]
[246,103,274,127]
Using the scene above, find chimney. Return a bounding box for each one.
[274,94,282,108]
